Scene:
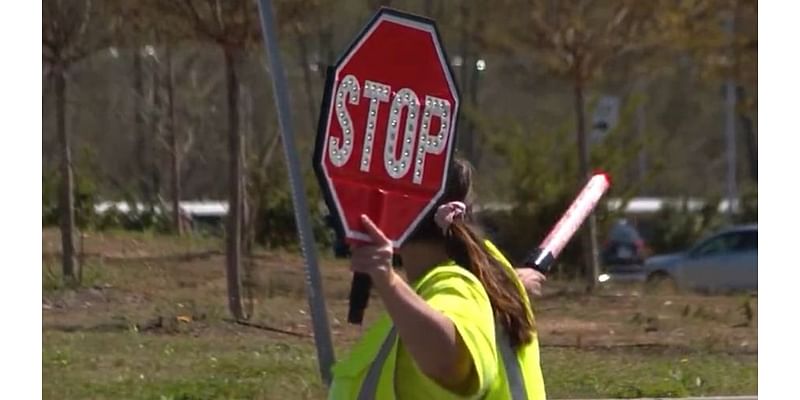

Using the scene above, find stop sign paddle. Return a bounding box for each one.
[313,9,460,323]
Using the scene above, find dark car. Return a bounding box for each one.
[601,219,647,273]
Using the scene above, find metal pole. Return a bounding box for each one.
[254,0,335,385]
[635,82,648,185]
[636,102,647,183]
[724,13,738,222]
[724,80,737,221]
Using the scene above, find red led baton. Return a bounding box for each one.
[523,173,611,272]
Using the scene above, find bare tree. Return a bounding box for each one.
[113,0,204,233]
[160,0,261,320]
[164,45,185,235]
[658,0,758,184]
[43,0,113,284]
[132,47,148,200]
[277,0,330,131]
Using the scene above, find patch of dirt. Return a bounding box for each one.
[43,229,758,354]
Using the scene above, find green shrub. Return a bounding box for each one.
[736,185,758,224]
[478,107,643,276]
[247,160,333,250]
[43,171,60,226]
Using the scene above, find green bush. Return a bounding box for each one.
[247,161,333,250]
[639,189,756,255]
[736,185,758,224]
[42,149,101,229]
[643,199,724,254]
[478,109,642,276]
[43,171,59,226]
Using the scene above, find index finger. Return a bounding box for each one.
[360,214,390,245]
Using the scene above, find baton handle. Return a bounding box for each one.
[347,272,372,324]
[522,248,556,273]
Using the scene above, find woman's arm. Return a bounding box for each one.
[351,215,473,391]
[376,270,473,389]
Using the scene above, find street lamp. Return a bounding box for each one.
[446,55,488,162]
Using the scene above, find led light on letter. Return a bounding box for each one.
[361,80,390,171]
[413,95,451,184]
[330,75,360,167]
[384,88,420,179]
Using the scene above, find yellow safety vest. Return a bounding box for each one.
[328,242,546,399]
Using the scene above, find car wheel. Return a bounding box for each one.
[646,271,678,295]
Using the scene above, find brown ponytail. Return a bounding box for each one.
[408,157,534,349]
[445,221,534,348]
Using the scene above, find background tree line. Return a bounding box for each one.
[43,0,757,314]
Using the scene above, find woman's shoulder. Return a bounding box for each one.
[482,240,513,268]
[412,263,486,298]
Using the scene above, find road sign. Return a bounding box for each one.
[314,9,460,248]
[589,95,620,144]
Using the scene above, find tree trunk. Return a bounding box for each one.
[149,52,162,204]
[458,1,474,162]
[55,68,77,284]
[133,48,149,202]
[572,66,600,291]
[224,47,246,321]
[241,84,254,319]
[737,87,757,183]
[295,29,319,131]
[731,0,756,185]
[636,98,647,185]
[467,17,484,168]
[740,113,756,183]
[241,84,254,255]
[166,45,183,236]
[316,12,335,76]
[458,2,471,93]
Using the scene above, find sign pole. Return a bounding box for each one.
[254,0,335,385]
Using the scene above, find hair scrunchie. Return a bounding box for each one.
[434,201,467,233]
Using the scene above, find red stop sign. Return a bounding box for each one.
[314,9,459,247]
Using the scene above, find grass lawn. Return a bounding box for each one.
[42,229,757,399]
[44,330,756,399]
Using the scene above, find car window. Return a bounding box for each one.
[730,230,757,252]
[691,230,757,257]
[690,234,736,257]
[608,222,642,243]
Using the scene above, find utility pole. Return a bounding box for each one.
[724,12,738,223]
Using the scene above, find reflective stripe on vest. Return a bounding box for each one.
[495,324,528,400]
[357,327,397,400]
[356,325,527,400]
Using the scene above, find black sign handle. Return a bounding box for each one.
[347,273,372,324]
